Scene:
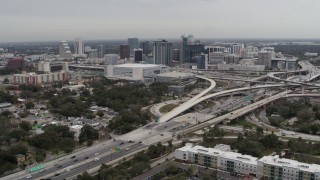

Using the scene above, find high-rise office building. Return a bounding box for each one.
[186,44,205,63]
[180,35,196,63]
[97,45,105,58]
[119,45,130,59]
[84,46,92,53]
[140,41,151,55]
[207,46,226,53]
[173,49,180,62]
[232,44,244,55]
[88,49,98,59]
[74,37,84,55]
[153,40,173,65]
[134,49,143,62]
[128,38,139,56]
[59,41,72,59]
[258,51,273,67]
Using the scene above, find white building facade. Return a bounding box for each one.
[105,64,168,81]
[175,144,320,179]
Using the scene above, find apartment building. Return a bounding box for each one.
[175,144,320,179]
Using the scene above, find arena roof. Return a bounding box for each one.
[113,64,160,68]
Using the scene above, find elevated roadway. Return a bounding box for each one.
[158,75,216,122]
[208,76,273,84]
[158,83,296,123]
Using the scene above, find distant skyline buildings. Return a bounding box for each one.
[59,40,72,59]
[153,39,173,65]
[134,49,143,62]
[128,38,139,56]
[97,45,105,58]
[140,41,151,55]
[119,45,130,59]
[74,37,84,55]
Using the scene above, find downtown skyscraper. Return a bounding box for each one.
[74,37,84,55]
[153,40,173,65]
[128,38,139,56]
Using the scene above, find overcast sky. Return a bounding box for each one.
[0,0,319,42]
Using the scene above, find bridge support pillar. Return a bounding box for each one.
[302,85,305,94]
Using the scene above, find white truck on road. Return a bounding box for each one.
[281,130,296,136]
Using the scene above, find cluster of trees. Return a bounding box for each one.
[108,109,151,134]
[48,93,91,118]
[0,111,32,175]
[267,99,320,134]
[0,90,17,104]
[86,78,169,134]
[0,143,28,175]
[203,126,225,143]
[233,129,283,157]
[152,163,196,180]
[28,124,75,155]
[78,125,99,145]
[147,142,167,159]
[266,99,309,121]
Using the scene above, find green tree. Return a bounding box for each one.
[297,108,313,122]
[76,171,94,180]
[78,125,99,144]
[19,121,32,132]
[81,89,91,97]
[203,126,225,142]
[261,134,280,148]
[25,101,35,109]
[96,110,104,118]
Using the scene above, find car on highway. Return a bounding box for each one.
[57,165,63,168]
[73,159,78,162]
[94,158,100,161]
[125,147,130,151]
[84,156,89,159]
[160,133,164,136]
[119,142,124,145]
[25,175,32,179]
[128,140,134,143]
[94,153,99,156]
[71,155,76,159]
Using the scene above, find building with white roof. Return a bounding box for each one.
[104,63,168,82]
[175,144,320,179]
[70,125,83,141]
[258,155,320,180]
[218,151,258,176]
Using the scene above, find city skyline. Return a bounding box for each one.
[1,0,320,42]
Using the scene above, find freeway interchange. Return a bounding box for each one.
[5,62,320,180]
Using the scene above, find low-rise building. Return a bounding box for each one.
[62,84,85,91]
[105,63,168,82]
[175,144,320,179]
[13,71,69,85]
[258,155,320,180]
[70,125,83,141]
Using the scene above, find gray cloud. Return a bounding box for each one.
[0,0,319,42]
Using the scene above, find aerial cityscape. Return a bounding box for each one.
[1,0,320,180]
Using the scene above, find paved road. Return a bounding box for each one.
[50,143,145,180]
